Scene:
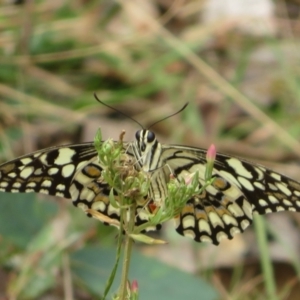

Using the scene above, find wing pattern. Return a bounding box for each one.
[0,143,159,231]
[1,134,300,245]
[164,147,300,244]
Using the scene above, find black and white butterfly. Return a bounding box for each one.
[1,123,300,245]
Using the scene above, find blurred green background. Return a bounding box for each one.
[1,0,300,299]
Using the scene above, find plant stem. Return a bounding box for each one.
[118,203,136,299]
[253,215,278,300]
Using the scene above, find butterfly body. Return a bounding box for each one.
[1,129,300,245]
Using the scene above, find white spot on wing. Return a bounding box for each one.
[268,195,279,204]
[78,202,88,211]
[222,214,238,226]
[69,183,79,200]
[34,168,43,175]
[39,154,48,165]
[55,148,76,165]
[55,192,65,197]
[91,201,106,212]
[182,215,195,229]
[200,235,212,243]
[228,202,244,217]
[62,164,75,178]
[238,176,254,191]
[242,200,252,219]
[208,212,224,228]
[41,180,52,187]
[20,167,34,179]
[56,184,65,191]
[48,168,59,175]
[270,172,281,181]
[230,227,240,236]
[0,182,8,188]
[254,167,264,180]
[259,199,268,207]
[283,199,292,206]
[12,182,21,188]
[254,182,264,190]
[226,158,253,179]
[240,219,250,230]
[80,188,94,202]
[276,183,292,196]
[108,204,120,216]
[294,191,300,197]
[40,189,49,194]
[216,231,227,242]
[27,182,36,188]
[84,190,95,202]
[183,230,195,239]
[136,209,149,221]
[20,157,33,165]
[198,219,211,234]
[268,183,277,191]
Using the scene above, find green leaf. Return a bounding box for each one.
[0,193,58,249]
[71,245,218,300]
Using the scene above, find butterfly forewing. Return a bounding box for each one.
[0,143,101,198]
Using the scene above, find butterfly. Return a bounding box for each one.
[1,123,300,245]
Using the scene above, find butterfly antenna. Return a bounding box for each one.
[148,102,189,129]
[94,93,144,129]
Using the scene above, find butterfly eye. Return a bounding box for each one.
[135,130,141,140]
[147,131,155,143]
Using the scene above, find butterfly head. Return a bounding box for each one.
[134,129,160,171]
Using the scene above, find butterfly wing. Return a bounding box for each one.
[161,145,300,245]
[0,143,98,197]
[0,142,159,230]
[1,140,300,243]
